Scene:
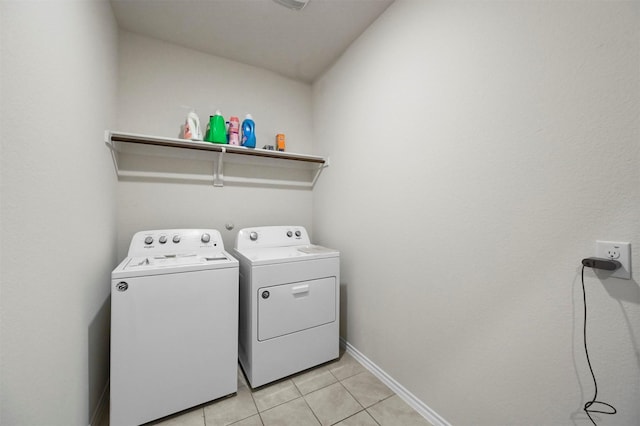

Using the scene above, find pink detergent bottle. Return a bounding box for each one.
[228,116,240,145]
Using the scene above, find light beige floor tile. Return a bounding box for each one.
[334,410,379,426]
[229,414,263,426]
[204,384,257,426]
[260,397,320,426]
[328,352,366,381]
[151,407,205,426]
[341,371,394,408]
[304,382,363,426]
[252,379,301,412]
[292,366,338,395]
[367,395,433,426]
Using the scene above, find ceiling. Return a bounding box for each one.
[110,0,395,84]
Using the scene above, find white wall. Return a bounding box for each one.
[313,1,640,425]
[0,1,118,425]
[115,31,314,256]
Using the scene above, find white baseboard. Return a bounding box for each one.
[340,338,451,426]
[89,380,109,426]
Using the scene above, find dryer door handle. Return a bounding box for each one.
[291,284,309,295]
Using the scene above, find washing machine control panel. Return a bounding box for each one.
[235,226,310,250]
[128,229,225,256]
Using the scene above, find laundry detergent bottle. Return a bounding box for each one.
[228,116,240,145]
[183,110,202,141]
[241,114,256,148]
[206,110,227,144]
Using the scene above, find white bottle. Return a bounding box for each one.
[184,110,202,141]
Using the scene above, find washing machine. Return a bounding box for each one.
[110,229,238,426]
[233,225,340,388]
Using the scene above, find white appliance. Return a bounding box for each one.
[233,225,339,388]
[110,229,238,426]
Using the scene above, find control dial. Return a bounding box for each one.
[144,236,153,245]
[249,232,258,241]
[287,231,293,237]
[295,230,301,237]
[201,233,211,243]
[159,235,167,244]
[172,235,181,243]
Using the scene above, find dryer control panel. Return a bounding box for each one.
[128,229,225,256]
[235,226,310,250]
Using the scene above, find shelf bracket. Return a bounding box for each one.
[104,130,122,177]
[213,147,225,187]
[311,156,330,188]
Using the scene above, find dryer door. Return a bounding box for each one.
[257,277,336,341]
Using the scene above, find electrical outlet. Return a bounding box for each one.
[606,246,621,259]
[596,241,631,279]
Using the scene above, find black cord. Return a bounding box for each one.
[581,265,617,425]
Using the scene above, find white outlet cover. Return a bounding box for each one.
[596,241,631,279]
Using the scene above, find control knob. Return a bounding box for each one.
[249,232,258,241]
[172,235,181,243]
[295,230,301,237]
[201,233,211,243]
[159,235,167,244]
[287,231,293,237]
[144,236,153,245]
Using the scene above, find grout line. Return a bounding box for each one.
[337,369,368,384]
[330,409,379,426]
[248,389,265,426]
[244,370,266,425]
[290,374,304,395]
[300,395,323,426]
[227,413,264,426]
[335,377,366,411]
[363,407,383,426]
[380,393,396,402]
[327,368,339,382]
[295,370,342,396]
[250,380,302,413]
[303,382,363,426]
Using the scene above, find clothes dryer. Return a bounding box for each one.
[233,226,339,388]
[110,229,238,426]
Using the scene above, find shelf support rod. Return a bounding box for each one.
[311,156,330,188]
[214,147,225,187]
[104,130,123,177]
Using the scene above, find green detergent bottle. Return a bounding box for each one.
[205,110,227,144]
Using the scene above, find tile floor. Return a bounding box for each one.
[103,350,433,426]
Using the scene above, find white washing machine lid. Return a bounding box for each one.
[233,244,338,266]
[112,251,238,279]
